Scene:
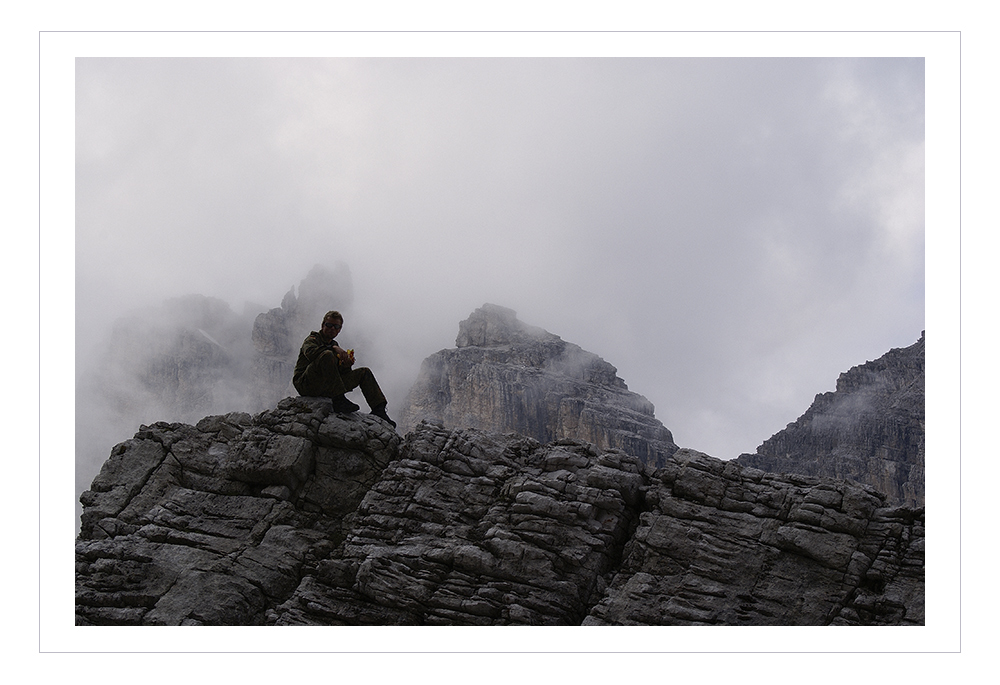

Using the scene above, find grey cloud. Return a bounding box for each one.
[76,56,924,490]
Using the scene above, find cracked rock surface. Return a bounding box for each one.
[76,396,399,625]
[77,399,922,626]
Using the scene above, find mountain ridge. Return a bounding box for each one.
[75,304,925,625]
[736,332,924,507]
[77,402,923,625]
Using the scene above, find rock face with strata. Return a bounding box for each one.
[76,397,399,625]
[736,333,924,507]
[585,449,923,625]
[399,304,679,468]
[77,406,923,626]
[270,425,644,625]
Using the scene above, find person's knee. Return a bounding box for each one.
[314,350,340,373]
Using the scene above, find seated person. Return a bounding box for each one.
[292,310,395,429]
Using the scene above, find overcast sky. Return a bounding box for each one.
[75,56,925,464]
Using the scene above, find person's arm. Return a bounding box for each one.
[300,334,333,363]
[332,344,353,367]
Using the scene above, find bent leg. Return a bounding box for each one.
[293,350,348,397]
[340,366,388,410]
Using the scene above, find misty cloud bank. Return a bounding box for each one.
[76,57,925,516]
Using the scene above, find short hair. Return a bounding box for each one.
[323,310,344,324]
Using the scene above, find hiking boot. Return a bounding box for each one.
[331,394,360,414]
[371,404,396,429]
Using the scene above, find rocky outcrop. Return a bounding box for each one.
[270,425,644,626]
[76,397,399,625]
[76,293,258,517]
[77,404,923,626]
[736,333,925,507]
[586,449,923,625]
[399,304,679,468]
[76,264,357,527]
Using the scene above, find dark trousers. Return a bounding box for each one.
[293,350,387,409]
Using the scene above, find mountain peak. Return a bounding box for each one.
[455,303,560,348]
[402,305,677,466]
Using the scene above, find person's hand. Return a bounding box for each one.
[334,346,354,367]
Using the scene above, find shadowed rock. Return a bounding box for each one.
[77,411,922,626]
[585,449,923,625]
[76,397,400,625]
[736,333,924,507]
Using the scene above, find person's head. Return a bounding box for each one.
[320,310,343,341]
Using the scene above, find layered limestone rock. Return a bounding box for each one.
[77,409,923,626]
[736,333,924,507]
[399,304,679,468]
[270,424,644,626]
[76,397,400,625]
[585,449,923,625]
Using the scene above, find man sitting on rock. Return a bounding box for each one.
[292,310,396,428]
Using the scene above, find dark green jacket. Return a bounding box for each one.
[293,331,337,385]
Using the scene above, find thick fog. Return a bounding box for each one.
[75,57,924,504]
